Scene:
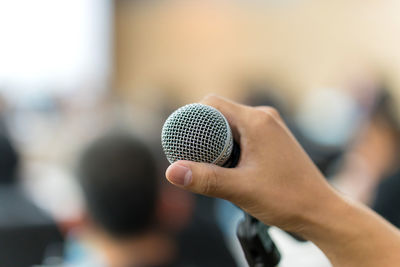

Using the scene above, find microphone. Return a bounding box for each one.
[161,103,281,267]
[161,103,240,168]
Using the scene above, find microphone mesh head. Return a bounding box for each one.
[161,103,233,166]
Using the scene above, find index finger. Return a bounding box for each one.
[200,95,250,139]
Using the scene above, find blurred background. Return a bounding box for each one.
[1,0,400,266]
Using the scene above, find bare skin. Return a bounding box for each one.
[165,95,400,267]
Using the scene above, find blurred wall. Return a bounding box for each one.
[113,0,400,118]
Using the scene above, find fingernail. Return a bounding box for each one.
[166,164,192,186]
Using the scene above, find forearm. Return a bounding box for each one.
[300,189,400,267]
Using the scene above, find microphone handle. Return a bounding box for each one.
[237,214,281,267]
[227,142,281,267]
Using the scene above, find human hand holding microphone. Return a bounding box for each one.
[162,95,400,267]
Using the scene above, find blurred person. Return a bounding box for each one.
[332,89,400,224]
[72,131,236,267]
[73,132,176,267]
[0,115,63,267]
[165,95,400,267]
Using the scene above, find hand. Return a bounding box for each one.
[165,95,335,232]
[165,95,400,267]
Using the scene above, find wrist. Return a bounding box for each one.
[296,188,400,267]
[299,190,354,241]
[294,185,346,240]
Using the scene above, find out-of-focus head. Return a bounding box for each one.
[77,132,158,238]
[0,133,19,184]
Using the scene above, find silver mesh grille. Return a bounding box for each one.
[161,103,233,166]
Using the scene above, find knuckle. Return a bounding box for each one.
[257,106,281,120]
[202,167,220,196]
[266,107,280,119]
[254,109,275,126]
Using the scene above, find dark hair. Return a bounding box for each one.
[0,133,19,184]
[78,132,159,237]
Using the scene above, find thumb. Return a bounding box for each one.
[165,160,233,198]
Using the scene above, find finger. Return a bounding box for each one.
[200,95,249,139]
[255,106,281,120]
[255,106,290,129]
[165,160,238,200]
[255,106,302,149]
